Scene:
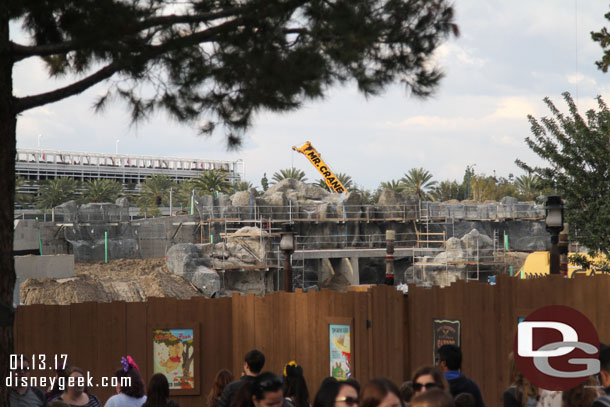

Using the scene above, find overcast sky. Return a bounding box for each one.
[12,1,610,190]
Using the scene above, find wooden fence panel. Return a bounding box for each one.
[95,301,126,402]
[13,275,610,407]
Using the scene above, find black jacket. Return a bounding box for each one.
[218,375,257,407]
[448,375,485,407]
[592,387,610,407]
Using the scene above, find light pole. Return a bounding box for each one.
[116,139,120,155]
[280,223,296,292]
[545,196,564,275]
[385,230,395,285]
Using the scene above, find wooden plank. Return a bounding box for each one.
[96,301,126,403]
[294,289,315,393]
[69,302,98,373]
[315,289,329,390]
[125,301,147,388]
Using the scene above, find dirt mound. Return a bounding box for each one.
[21,258,202,305]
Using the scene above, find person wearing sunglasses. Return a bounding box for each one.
[313,377,360,407]
[411,367,448,397]
[360,378,404,407]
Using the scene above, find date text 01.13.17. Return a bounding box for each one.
[10,354,68,371]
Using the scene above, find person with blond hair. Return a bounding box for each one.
[502,352,538,407]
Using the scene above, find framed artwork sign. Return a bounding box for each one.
[327,317,354,380]
[149,323,200,395]
[433,319,460,363]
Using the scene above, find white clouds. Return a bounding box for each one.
[12,2,610,190]
[437,43,487,68]
[567,73,597,86]
[490,97,538,119]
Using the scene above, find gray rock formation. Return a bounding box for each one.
[166,243,219,297]
[116,197,129,208]
[404,229,497,287]
[55,200,79,222]
[166,226,271,296]
[166,243,213,275]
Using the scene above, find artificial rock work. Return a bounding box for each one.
[24,179,553,300]
[403,229,506,287]
[166,226,272,296]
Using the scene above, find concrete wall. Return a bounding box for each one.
[14,219,39,251]
[14,254,75,306]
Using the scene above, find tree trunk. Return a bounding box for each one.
[0,4,16,407]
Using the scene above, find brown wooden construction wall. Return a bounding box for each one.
[14,275,610,407]
[406,275,610,407]
[230,286,405,397]
[14,297,233,407]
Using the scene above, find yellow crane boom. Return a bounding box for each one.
[292,141,346,193]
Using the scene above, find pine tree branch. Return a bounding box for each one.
[14,62,121,113]
[12,14,252,114]
[9,4,272,61]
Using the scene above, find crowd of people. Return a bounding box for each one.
[8,343,610,407]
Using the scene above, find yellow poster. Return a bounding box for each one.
[153,329,195,390]
[293,142,346,193]
[329,324,351,379]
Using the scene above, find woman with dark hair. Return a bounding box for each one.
[208,369,234,407]
[411,367,449,397]
[283,361,310,407]
[399,382,414,405]
[231,371,284,407]
[251,373,284,407]
[58,366,101,407]
[105,356,146,407]
[360,378,404,407]
[313,377,359,407]
[142,374,179,407]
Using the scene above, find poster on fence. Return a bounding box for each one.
[433,319,460,363]
[150,324,200,395]
[329,323,352,380]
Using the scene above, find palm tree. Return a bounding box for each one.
[431,180,462,202]
[356,188,379,205]
[15,177,33,208]
[314,172,354,192]
[378,179,406,193]
[235,181,254,192]
[514,174,542,200]
[192,170,232,195]
[401,168,437,200]
[271,168,307,184]
[137,175,174,216]
[81,179,123,203]
[36,177,78,221]
[173,179,195,210]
